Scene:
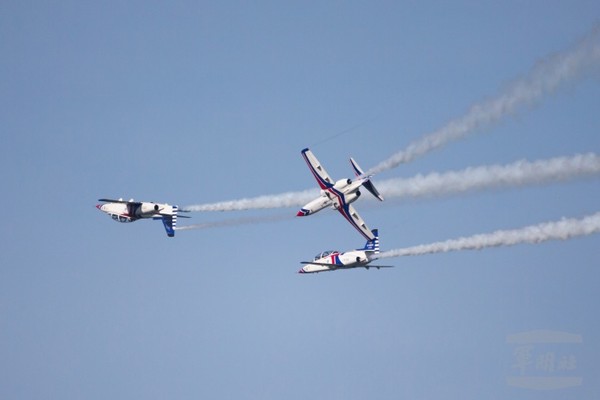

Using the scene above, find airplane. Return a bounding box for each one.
[298,229,394,273]
[297,148,384,240]
[96,198,190,237]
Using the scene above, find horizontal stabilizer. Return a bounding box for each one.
[349,158,384,201]
[362,179,384,201]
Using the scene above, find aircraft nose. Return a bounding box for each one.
[296,209,309,217]
[298,268,305,274]
[96,204,103,210]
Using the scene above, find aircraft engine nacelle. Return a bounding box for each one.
[344,190,360,204]
[137,202,161,216]
[332,190,360,210]
[333,178,353,191]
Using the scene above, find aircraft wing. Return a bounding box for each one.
[98,198,145,206]
[337,203,375,241]
[98,198,131,204]
[300,261,393,269]
[300,261,337,266]
[301,148,334,189]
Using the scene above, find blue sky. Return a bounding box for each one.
[1,1,599,399]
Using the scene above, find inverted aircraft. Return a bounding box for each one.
[299,229,393,273]
[96,198,189,237]
[297,148,383,240]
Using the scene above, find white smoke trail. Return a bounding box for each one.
[367,27,600,175]
[183,188,318,212]
[379,212,600,258]
[176,212,294,231]
[183,153,600,212]
[377,153,600,200]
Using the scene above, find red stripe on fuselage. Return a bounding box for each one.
[302,151,370,240]
[323,185,370,241]
[302,152,330,190]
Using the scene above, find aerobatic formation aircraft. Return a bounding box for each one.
[96,198,190,237]
[299,229,394,273]
[297,148,384,240]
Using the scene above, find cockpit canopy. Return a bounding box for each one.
[314,250,339,261]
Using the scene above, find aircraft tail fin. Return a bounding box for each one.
[350,157,384,201]
[160,206,178,237]
[358,229,379,254]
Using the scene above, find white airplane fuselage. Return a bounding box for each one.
[96,198,184,237]
[299,249,375,273]
[297,177,367,216]
[96,201,170,223]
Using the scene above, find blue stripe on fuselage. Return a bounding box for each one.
[325,185,371,241]
[302,149,332,190]
[337,203,371,241]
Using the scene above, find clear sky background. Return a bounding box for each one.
[1,1,599,399]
